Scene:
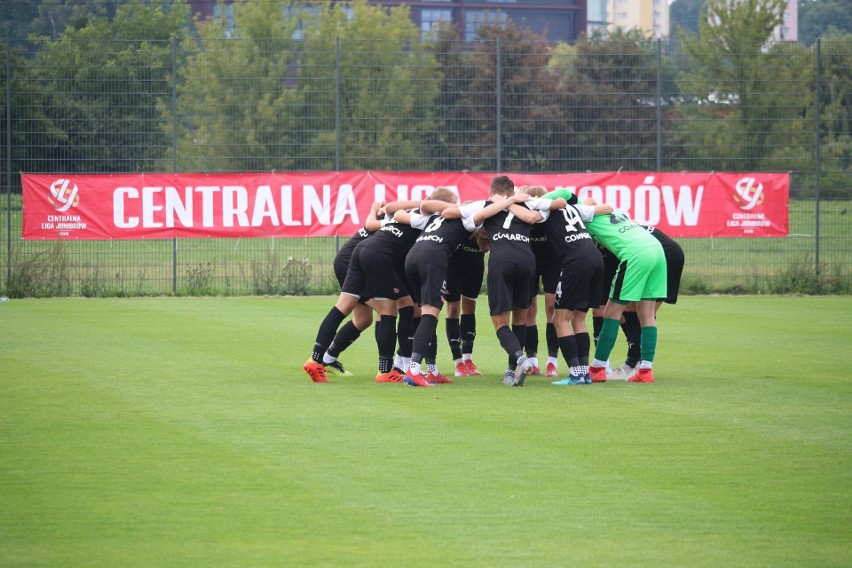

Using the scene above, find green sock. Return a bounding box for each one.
[640,326,658,363]
[593,318,620,362]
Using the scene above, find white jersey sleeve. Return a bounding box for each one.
[575,204,596,222]
[459,200,486,231]
[408,210,430,230]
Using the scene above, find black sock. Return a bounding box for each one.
[622,312,641,367]
[524,324,539,357]
[511,324,527,368]
[412,314,438,363]
[328,320,362,358]
[313,306,347,362]
[396,306,415,359]
[460,313,476,354]
[377,315,397,373]
[427,328,438,362]
[593,316,603,345]
[558,335,580,368]
[575,332,591,366]
[497,325,523,368]
[546,323,558,357]
[446,317,462,360]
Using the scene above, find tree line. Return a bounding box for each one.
[1,0,850,197]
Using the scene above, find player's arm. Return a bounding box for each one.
[472,193,529,225]
[393,208,415,225]
[364,201,385,232]
[384,200,423,214]
[419,199,457,215]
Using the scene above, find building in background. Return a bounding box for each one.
[607,0,669,39]
[776,0,798,41]
[188,1,588,44]
[587,0,608,36]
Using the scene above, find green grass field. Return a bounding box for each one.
[1,295,850,567]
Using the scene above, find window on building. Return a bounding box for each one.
[465,10,508,42]
[212,2,235,37]
[420,8,453,39]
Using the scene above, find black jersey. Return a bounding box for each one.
[530,223,550,266]
[337,227,373,262]
[642,225,683,259]
[540,204,602,269]
[358,210,427,265]
[480,201,536,266]
[334,226,375,282]
[407,214,473,264]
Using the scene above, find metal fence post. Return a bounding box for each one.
[172,37,178,294]
[5,36,12,288]
[656,38,662,172]
[335,36,341,172]
[496,39,501,173]
[814,39,822,275]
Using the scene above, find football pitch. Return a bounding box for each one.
[1,295,850,567]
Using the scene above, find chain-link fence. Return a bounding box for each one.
[2,36,850,296]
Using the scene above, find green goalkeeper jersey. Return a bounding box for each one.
[542,188,660,259]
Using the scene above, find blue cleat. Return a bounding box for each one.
[552,373,586,386]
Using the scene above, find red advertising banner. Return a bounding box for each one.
[21,171,788,240]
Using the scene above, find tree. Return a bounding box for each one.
[29,0,190,173]
[441,21,569,172]
[670,0,706,39]
[176,0,441,171]
[799,0,852,45]
[296,0,441,170]
[676,0,789,170]
[173,1,304,171]
[548,28,673,171]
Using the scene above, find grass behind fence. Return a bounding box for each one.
[1,295,850,567]
[1,196,850,296]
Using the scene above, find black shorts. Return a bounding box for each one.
[535,261,561,296]
[555,263,604,311]
[342,246,406,301]
[446,254,484,302]
[486,260,535,316]
[405,260,448,309]
[662,241,685,304]
[600,247,619,305]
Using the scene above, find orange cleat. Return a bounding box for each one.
[303,360,329,383]
[629,368,655,383]
[376,369,404,383]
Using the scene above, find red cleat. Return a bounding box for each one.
[427,371,453,384]
[527,365,541,376]
[588,365,607,383]
[464,359,483,376]
[403,371,434,387]
[545,362,559,378]
[303,360,329,383]
[629,368,655,383]
[454,362,469,377]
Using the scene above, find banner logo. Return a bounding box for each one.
[49,179,80,212]
[733,177,764,211]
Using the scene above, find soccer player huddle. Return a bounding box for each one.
[303,174,684,387]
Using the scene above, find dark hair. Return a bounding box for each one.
[490,175,514,197]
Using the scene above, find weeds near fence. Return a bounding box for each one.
[181,262,215,296]
[7,242,72,298]
[80,267,152,297]
[249,251,312,296]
